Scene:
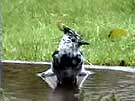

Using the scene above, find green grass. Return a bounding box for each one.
[0,89,9,101]
[1,0,135,66]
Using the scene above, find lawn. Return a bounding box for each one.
[1,0,135,66]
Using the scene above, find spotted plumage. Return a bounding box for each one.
[52,25,89,84]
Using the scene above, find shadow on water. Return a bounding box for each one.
[3,65,135,101]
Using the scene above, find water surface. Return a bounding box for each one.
[4,66,135,101]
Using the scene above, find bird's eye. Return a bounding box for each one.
[71,39,76,42]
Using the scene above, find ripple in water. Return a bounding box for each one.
[82,70,135,101]
[4,66,135,101]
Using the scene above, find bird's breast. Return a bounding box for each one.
[59,53,82,68]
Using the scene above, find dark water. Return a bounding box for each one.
[4,66,135,101]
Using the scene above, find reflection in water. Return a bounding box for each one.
[47,85,79,101]
[3,66,135,101]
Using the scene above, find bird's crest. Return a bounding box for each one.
[59,24,80,37]
[58,24,89,52]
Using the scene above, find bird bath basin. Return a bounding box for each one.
[3,63,135,101]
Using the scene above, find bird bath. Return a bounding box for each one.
[3,63,135,101]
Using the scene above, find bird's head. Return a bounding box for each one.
[58,25,89,51]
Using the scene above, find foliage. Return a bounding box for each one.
[0,89,9,101]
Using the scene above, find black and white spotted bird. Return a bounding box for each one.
[51,25,89,85]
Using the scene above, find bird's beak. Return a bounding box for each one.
[78,40,89,45]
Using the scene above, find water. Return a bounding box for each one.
[82,70,135,101]
[4,66,135,101]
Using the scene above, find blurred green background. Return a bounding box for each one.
[1,0,135,66]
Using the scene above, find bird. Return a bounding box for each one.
[51,25,89,85]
